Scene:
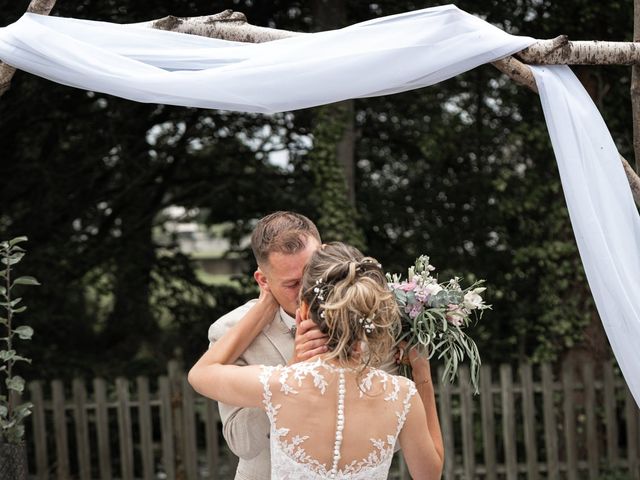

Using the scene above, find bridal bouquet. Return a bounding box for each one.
[387,255,490,393]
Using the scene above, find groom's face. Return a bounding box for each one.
[263,237,320,316]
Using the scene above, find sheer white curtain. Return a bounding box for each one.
[532,66,640,404]
[1,5,639,405]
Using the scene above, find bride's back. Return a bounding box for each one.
[261,359,416,478]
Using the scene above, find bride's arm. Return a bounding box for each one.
[398,353,445,478]
[188,290,279,407]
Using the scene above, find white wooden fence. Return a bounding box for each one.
[23,359,640,479]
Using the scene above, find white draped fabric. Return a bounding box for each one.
[1,5,639,405]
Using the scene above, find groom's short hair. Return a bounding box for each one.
[251,211,321,266]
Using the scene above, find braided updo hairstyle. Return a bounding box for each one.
[300,242,400,369]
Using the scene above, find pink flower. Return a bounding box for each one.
[405,303,422,319]
[398,281,417,292]
[446,304,466,327]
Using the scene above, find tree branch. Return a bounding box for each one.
[518,37,640,65]
[0,0,57,96]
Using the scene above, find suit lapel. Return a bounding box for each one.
[262,310,294,364]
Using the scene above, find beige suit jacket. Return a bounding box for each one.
[208,299,294,480]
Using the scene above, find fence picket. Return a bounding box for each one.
[582,362,598,480]
[625,385,639,480]
[479,365,496,480]
[500,364,517,480]
[459,366,475,479]
[159,375,176,479]
[437,367,455,480]
[72,378,91,480]
[116,377,134,480]
[562,361,578,480]
[51,380,70,480]
[520,363,538,480]
[29,381,48,480]
[205,399,220,479]
[24,360,637,479]
[182,375,199,480]
[541,363,559,480]
[137,376,154,480]
[603,361,619,463]
[93,378,112,480]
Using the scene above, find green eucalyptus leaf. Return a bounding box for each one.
[12,276,40,287]
[12,306,27,314]
[6,376,25,393]
[0,350,16,361]
[14,326,34,340]
[1,253,25,266]
[12,355,31,364]
[10,297,22,307]
[8,237,28,248]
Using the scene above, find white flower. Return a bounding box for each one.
[463,287,486,310]
[423,282,443,296]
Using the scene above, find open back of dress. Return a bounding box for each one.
[259,359,417,479]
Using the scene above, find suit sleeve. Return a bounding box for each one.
[217,401,271,459]
[207,302,271,459]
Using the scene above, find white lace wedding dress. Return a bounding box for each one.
[259,358,417,480]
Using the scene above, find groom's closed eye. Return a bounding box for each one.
[283,280,300,289]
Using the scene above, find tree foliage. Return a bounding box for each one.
[0,0,634,379]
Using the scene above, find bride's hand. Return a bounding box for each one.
[396,341,432,380]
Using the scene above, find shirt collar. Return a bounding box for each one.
[279,307,296,329]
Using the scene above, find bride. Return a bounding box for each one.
[189,242,444,479]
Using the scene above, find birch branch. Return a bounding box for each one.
[0,0,57,95]
[141,10,299,43]
[518,36,640,65]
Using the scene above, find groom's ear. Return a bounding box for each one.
[254,268,268,288]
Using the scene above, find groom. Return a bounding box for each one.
[207,211,327,480]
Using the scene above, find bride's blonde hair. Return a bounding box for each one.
[300,242,400,369]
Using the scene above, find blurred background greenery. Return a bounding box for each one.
[0,0,635,382]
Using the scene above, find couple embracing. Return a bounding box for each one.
[189,212,444,479]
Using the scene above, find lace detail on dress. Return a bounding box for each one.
[259,359,417,480]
